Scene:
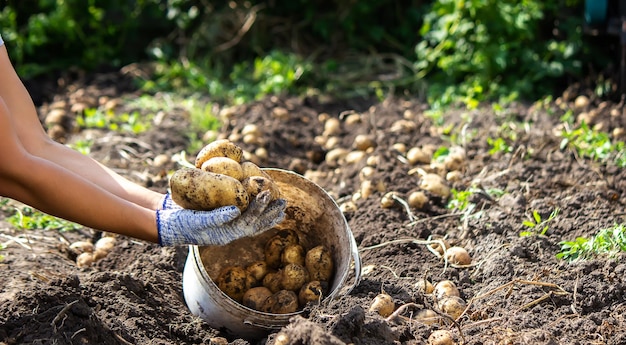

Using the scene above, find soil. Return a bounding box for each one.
[1,69,626,345]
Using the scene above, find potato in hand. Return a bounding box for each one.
[169,167,249,211]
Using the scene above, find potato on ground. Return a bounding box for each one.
[433,280,460,301]
[437,296,467,320]
[195,139,243,168]
[216,266,250,303]
[170,167,249,211]
[305,245,334,282]
[201,156,244,181]
[369,293,395,317]
[242,286,273,311]
[261,290,299,314]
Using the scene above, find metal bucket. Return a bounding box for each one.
[182,168,361,339]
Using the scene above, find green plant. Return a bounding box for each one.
[77,108,152,134]
[447,186,504,220]
[487,137,513,155]
[557,223,626,261]
[520,208,560,237]
[67,139,93,156]
[559,122,626,167]
[415,0,582,108]
[8,206,81,232]
[186,101,222,154]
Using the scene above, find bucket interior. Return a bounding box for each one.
[196,168,356,312]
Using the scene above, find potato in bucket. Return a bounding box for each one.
[182,168,361,339]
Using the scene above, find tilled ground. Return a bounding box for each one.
[1,71,626,345]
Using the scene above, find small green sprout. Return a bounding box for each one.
[557,223,626,261]
[448,187,505,221]
[8,206,82,232]
[487,137,513,155]
[520,208,560,237]
[559,122,626,167]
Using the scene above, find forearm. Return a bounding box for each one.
[0,45,164,210]
[1,154,159,242]
[33,139,165,210]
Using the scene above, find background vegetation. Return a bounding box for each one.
[0,0,617,105]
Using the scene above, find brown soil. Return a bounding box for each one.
[1,70,626,345]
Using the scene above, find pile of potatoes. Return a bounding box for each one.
[216,228,335,314]
[369,279,468,326]
[169,139,281,212]
[70,234,117,268]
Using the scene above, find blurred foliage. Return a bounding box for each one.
[416,0,585,108]
[0,0,615,105]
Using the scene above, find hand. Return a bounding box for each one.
[156,191,286,246]
[160,192,182,210]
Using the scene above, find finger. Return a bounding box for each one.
[242,190,272,218]
[198,206,241,227]
[253,198,287,233]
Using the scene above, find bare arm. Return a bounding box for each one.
[0,44,165,210]
[0,97,159,242]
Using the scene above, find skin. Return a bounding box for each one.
[0,43,164,242]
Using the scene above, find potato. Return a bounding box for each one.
[264,230,300,268]
[241,175,281,201]
[262,271,282,293]
[298,280,325,306]
[420,173,450,199]
[430,238,450,256]
[444,246,472,265]
[261,290,299,314]
[169,167,249,211]
[216,266,250,303]
[94,236,116,253]
[369,293,394,317]
[245,260,269,282]
[415,309,440,325]
[305,245,334,282]
[195,139,243,167]
[200,156,244,181]
[92,248,110,261]
[281,244,305,266]
[433,280,460,301]
[437,296,467,320]
[408,191,429,209]
[279,263,310,292]
[240,161,271,179]
[273,333,291,345]
[69,241,94,255]
[414,279,434,294]
[427,330,456,345]
[76,252,94,268]
[242,286,273,311]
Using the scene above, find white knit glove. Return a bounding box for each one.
[156,191,286,246]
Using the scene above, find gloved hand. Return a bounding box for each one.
[160,192,182,210]
[156,190,287,246]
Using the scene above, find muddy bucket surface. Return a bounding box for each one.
[182,168,361,339]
